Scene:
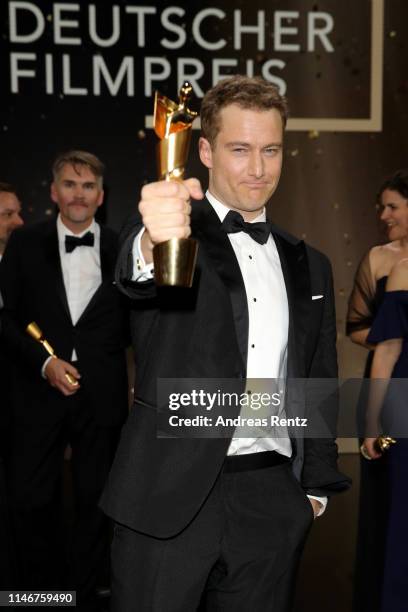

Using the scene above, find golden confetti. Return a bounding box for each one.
[290,149,299,157]
[301,233,307,239]
[338,288,345,297]
[389,31,397,38]
[346,260,353,267]
[308,130,320,139]
[137,130,146,139]
[333,202,340,210]
[45,208,53,216]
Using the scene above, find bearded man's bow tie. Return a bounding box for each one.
[65,231,95,253]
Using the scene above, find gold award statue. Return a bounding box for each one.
[360,435,397,460]
[153,81,198,287]
[26,321,79,386]
[375,435,396,453]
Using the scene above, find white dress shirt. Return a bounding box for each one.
[42,215,101,372]
[57,215,101,327]
[206,192,292,458]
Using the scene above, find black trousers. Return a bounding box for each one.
[353,447,389,612]
[111,461,314,612]
[0,456,16,589]
[6,390,120,607]
[0,357,16,587]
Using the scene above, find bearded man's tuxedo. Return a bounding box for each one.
[101,198,350,611]
[0,218,129,603]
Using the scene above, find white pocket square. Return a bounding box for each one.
[312,295,324,300]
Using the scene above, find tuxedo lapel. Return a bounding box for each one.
[272,225,311,379]
[77,225,116,324]
[192,200,248,371]
[44,222,71,321]
[271,226,310,471]
[100,226,116,285]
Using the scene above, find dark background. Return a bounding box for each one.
[2,2,407,383]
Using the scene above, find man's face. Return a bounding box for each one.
[51,163,103,233]
[199,104,284,221]
[0,191,23,251]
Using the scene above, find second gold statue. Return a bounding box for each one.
[26,321,79,387]
[153,81,198,287]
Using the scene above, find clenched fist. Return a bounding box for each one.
[139,178,204,263]
[45,357,81,396]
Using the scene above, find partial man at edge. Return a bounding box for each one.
[0,181,23,588]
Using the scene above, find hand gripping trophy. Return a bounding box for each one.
[153,81,199,287]
[26,321,78,386]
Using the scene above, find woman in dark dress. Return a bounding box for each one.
[347,169,408,612]
[361,259,408,612]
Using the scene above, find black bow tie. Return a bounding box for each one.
[65,231,94,253]
[221,210,271,245]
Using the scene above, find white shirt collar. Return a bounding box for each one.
[205,190,266,224]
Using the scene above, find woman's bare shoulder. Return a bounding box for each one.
[370,242,400,277]
[387,258,408,291]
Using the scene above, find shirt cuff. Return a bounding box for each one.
[41,355,54,379]
[307,495,328,517]
[131,228,154,281]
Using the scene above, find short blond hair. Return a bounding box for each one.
[201,76,289,146]
[52,150,105,187]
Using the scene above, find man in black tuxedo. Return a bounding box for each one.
[0,182,23,459]
[0,182,23,588]
[0,151,129,609]
[101,76,350,611]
